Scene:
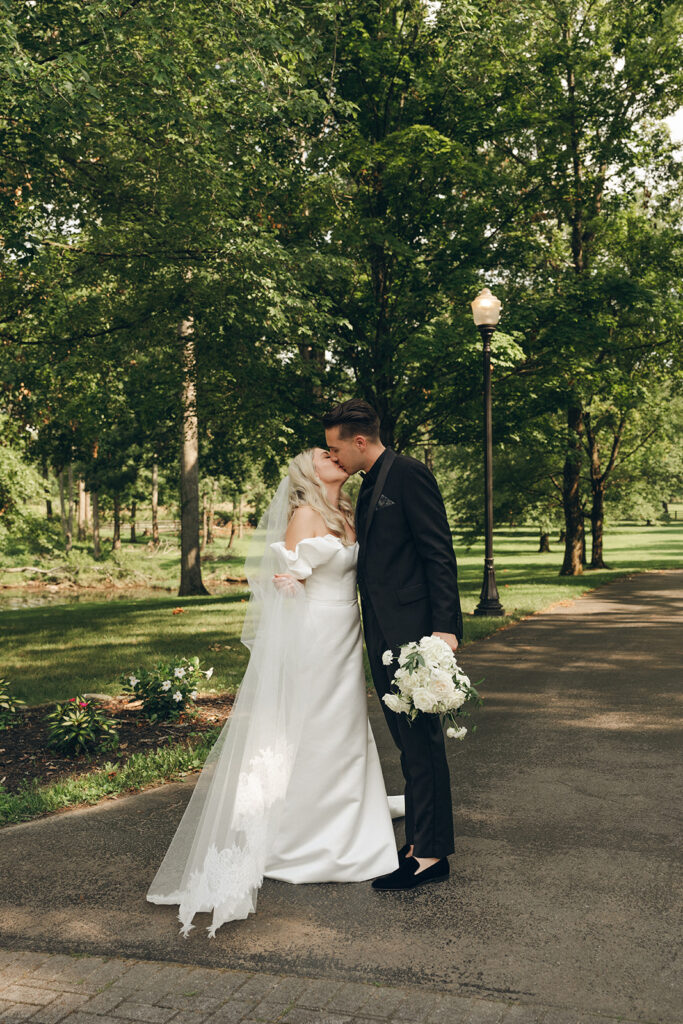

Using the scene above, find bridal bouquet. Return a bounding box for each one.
[381,635,482,739]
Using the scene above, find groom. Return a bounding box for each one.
[323,399,463,890]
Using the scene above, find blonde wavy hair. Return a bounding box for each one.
[287,449,355,545]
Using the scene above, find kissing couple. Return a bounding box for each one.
[147,399,464,937]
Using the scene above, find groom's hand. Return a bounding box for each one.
[432,630,458,652]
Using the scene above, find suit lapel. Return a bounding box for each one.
[362,447,396,549]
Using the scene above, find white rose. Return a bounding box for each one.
[174,667,186,678]
[397,641,419,667]
[204,667,214,680]
[394,669,416,697]
[383,693,406,714]
[381,650,394,666]
[454,663,471,685]
[409,665,433,689]
[172,690,183,702]
[450,690,467,710]
[427,670,457,701]
[446,725,467,740]
[161,680,172,691]
[420,636,456,670]
[412,686,437,714]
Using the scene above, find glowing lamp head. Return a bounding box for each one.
[471,288,501,327]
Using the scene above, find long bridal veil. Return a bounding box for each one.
[146,476,310,936]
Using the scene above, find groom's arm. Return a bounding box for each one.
[401,459,463,642]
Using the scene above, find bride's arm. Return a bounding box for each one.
[273,506,327,590]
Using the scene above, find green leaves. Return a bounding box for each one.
[45,696,119,756]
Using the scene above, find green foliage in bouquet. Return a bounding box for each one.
[45,697,119,756]
[120,656,213,723]
[0,678,25,729]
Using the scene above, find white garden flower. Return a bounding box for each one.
[445,689,467,710]
[382,693,404,714]
[204,667,214,680]
[412,686,437,714]
[190,690,198,700]
[128,675,139,687]
[397,641,420,667]
[161,680,172,691]
[394,669,416,697]
[381,650,394,666]
[409,665,433,688]
[174,667,186,678]
[446,725,467,740]
[172,690,183,702]
[419,634,450,658]
[426,669,457,700]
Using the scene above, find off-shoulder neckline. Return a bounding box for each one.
[275,533,358,549]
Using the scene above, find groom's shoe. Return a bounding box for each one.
[397,843,412,861]
[372,856,449,890]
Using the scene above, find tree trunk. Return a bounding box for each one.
[538,532,550,552]
[151,461,160,544]
[589,482,608,568]
[207,480,216,545]
[130,500,137,544]
[178,311,209,596]
[58,470,72,553]
[43,461,52,519]
[66,463,74,551]
[560,404,584,576]
[112,494,121,550]
[92,491,101,559]
[77,478,87,541]
[237,493,243,539]
[424,443,434,472]
[227,494,235,549]
[58,470,67,535]
[201,489,208,550]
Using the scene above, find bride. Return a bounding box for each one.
[147,446,403,936]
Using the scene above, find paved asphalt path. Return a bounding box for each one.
[1,570,681,1023]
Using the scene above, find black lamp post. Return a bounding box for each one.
[471,288,505,617]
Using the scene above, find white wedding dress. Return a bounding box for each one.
[264,534,402,883]
[147,529,403,935]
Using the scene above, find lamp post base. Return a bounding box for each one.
[473,561,505,617]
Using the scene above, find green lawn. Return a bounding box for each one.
[1,520,681,706]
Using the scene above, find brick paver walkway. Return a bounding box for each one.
[0,949,609,1024]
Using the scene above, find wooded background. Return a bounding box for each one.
[2,0,682,593]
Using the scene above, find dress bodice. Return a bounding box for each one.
[270,535,359,604]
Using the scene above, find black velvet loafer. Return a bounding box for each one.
[372,855,449,890]
[397,843,412,861]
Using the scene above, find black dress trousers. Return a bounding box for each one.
[360,589,455,860]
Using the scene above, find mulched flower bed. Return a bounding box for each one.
[0,693,235,793]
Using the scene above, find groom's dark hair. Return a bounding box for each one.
[322,399,381,441]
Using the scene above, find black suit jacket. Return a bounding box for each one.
[355,448,463,648]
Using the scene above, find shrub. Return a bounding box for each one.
[120,656,213,722]
[45,696,119,756]
[0,678,25,729]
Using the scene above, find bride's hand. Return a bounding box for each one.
[273,573,304,595]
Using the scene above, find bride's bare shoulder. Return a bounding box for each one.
[285,506,327,549]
